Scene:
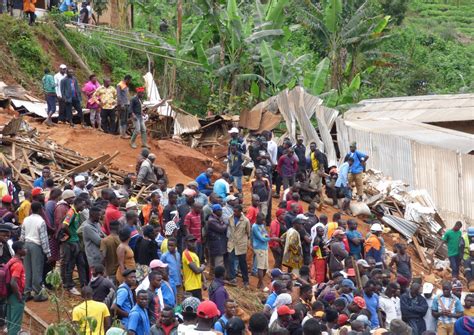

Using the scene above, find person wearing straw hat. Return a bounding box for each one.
[130,87,150,149]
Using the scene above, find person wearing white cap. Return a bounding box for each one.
[422,282,437,332]
[73,174,87,196]
[364,223,384,269]
[228,127,246,154]
[54,64,67,123]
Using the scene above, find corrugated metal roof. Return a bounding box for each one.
[345,94,474,122]
[173,112,201,135]
[344,120,473,154]
[382,215,418,240]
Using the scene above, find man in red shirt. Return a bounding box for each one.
[184,203,203,258]
[246,194,260,225]
[103,191,124,235]
[6,241,26,335]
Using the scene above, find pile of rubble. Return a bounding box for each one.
[0,115,129,195]
[362,169,448,267]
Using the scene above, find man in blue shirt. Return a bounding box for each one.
[363,280,380,329]
[33,166,51,188]
[252,213,279,290]
[345,219,364,259]
[345,142,368,201]
[213,172,231,200]
[195,168,214,196]
[59,0,77,12]
[335,157,353,211]
[127,290,150,334]
[113,269,136,327]
[160,237,182,298]
[214,299,238,334]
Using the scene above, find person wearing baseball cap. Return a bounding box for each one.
[228,143,247,193]
[0,195,15,224]
[270,305,295,331]
[191,300,221,333]
[161,220,178,254]
[183,235,206,300]
[228,127,246,155]
[178,296,200,333]
[340,279,356,305]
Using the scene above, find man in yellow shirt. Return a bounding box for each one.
[182,235,206,300]
[16,190,32,225]
[72,286,111,335]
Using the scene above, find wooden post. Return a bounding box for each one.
[51,24,92,76]
[0,153,33,188]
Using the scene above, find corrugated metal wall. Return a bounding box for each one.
[337,119,473,227]
[461,154,474,221]
[412,142,463,225]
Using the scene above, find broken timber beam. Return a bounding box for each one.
[90,151,120,174]
[60,154,111,178]
[412,234,429,268]
[0,153,33,188]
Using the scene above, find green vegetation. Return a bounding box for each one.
[0,0,471,116]
[0,15,49,80]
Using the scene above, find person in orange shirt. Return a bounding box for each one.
[23,0,36,25]
[140,191,163,227]
[364,223,384,268]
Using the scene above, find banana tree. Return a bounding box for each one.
[299,0,391,92]
[195,0,291,102]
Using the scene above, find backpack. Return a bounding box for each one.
[0,258,19,298]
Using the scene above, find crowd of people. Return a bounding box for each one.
[0,74,472,335]
[42,64,151,149]
[0,131,472,335]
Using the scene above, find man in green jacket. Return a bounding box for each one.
[42,68,56,126]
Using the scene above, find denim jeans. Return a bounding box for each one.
[232,176,243,193]
[45,94,56,116]
[228,251,249,284]
[118,105,129,127]
[449,256,460,277]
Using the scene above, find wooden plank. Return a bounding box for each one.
[61,154,111,177]
[22,148,36,179]
[412,234,429,268]
[90,151,120,174]
[0,153,33,188]
[11,143,16,160]
[24,306,49,330]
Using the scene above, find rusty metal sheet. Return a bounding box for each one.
[238,104,263,130]
[255,111,282,133]
[173,111,201,135]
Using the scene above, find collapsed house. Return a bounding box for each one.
[338,94,474,228]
